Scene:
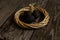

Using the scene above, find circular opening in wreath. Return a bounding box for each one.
[19,10,45,24]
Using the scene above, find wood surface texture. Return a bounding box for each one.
[0,0,60,40]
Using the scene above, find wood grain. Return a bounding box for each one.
[0,0,60,40]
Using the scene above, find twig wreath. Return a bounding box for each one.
[14,3,50,28]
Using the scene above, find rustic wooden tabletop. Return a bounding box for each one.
[0,0,60,40]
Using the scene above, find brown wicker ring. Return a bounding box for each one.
[14,3,50,28]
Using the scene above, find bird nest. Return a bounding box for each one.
[14,3,50,28]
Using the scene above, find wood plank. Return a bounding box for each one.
[0,0,24,27]
[54,1,60,40]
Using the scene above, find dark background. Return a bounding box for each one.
[0,0,60,40]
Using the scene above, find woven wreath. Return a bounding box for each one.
[14,4,50,28]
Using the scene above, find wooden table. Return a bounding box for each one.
[0,0,60,40]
